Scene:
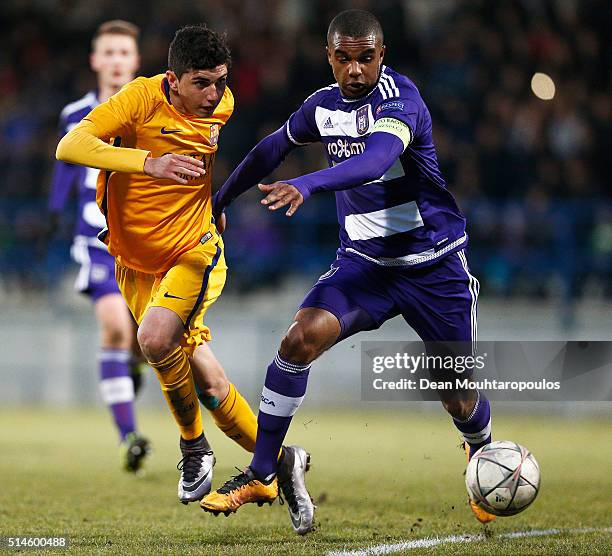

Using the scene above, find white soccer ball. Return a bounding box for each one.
[465,440,540,516]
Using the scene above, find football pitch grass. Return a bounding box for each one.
[1,407,610,555]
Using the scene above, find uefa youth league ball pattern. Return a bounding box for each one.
[465,440,540,516]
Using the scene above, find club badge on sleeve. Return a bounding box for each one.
[210,124,219,146]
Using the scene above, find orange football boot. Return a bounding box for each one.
[464,442,497,524]
[201,467,277,516]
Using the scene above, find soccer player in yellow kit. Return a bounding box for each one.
[48,20,151,474]
[56,25,313,521]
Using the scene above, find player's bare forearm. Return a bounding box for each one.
[259,182,304,216]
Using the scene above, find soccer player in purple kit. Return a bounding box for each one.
[202,9,496,525]
[48,20,151,472]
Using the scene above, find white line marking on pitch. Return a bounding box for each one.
[326,527,612,556]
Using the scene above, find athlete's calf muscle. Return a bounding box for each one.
[436,387,478,421]
[95,293,134,350]
[279,308,340,364]
[189,342,230,404]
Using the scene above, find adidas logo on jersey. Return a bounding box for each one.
[323,117,334,129]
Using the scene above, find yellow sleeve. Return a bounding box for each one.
[56,78,153,173]
[56,120,149,173]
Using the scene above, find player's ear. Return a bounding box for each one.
[326,45,332,67]
[380,45,386,64]
[166,70,179,92]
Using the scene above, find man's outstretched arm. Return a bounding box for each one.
[260,130,406,215]
[213,127,296,217]
[56,120,150,174]
[56,81,205,183]
[56,120,205,184]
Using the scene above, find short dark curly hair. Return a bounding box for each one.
[327,10,383,44]
[168,24,231,78]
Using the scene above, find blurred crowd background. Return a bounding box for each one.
[1,0,610,308]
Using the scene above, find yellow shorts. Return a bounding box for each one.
[115,234,227,356]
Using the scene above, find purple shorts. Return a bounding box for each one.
[71,242,120,302]
[300,249,479,344]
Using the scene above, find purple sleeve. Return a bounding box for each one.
[48,114,79,212]
[285,95,320,145]
[213,92,322,215]
[213,126,297,216]
[373,83,424,142]
[287,132,405,199]
[48,160,80,212]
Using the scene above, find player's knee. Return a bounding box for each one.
[280,322,322,364]
[137,327,178,364]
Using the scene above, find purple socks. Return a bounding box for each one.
[99,348,136,442]
[250,353,311,479]
[453,391,492,458]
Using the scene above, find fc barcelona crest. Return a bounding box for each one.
[356,105,369,135]
[210,124,219,146]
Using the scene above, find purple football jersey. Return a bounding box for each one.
[285,65,467,268]
[49,91,107,250]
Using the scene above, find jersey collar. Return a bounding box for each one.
[161,78,173,104]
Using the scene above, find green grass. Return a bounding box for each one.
[0,408,610,555]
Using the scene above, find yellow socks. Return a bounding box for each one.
[150,345,202,440]
[209,383,258,452]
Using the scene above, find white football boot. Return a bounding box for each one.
[277,445,316,534]
[177,434,215,504]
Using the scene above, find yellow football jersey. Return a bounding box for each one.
[58,74,233,273]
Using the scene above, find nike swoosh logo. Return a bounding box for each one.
[164,292,185,300]
[182,468,211,492]
[161,127,182,134]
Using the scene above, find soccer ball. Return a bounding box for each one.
[465,440,540,516]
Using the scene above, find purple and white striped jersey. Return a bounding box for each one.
[49,91,107,250]
[285,65,467,267]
